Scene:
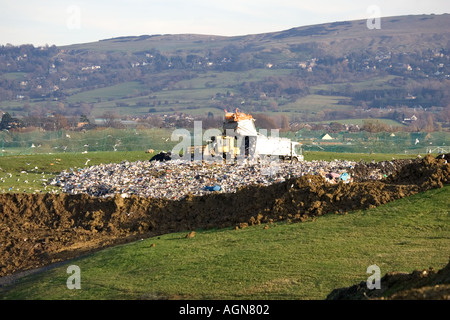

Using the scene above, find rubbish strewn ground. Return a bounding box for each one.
[51,156,359,199]
[0,154,449,298]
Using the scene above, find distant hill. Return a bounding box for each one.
[63,14,450,57]
[1,14,449,131]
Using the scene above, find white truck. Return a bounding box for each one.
[252,134,303,162]
[203,109,304,162]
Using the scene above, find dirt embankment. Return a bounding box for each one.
[0,155,448,279]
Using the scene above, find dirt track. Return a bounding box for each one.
[0,155,449,280]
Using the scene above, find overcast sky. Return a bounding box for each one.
[1,0,449,46]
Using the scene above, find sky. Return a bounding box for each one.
[1,0,449,46]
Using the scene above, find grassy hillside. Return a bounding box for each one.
[62,15,450,55]
[1,185,448,300]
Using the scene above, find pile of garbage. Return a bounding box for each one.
[51,158,360,199]
[51,155,446,200]
[349,159,416,182]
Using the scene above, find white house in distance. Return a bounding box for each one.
[402,114,418,123]
[320,133,334,140]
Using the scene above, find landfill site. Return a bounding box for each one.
[0,110,449,299]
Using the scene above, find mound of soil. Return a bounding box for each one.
[349,159,416,182]
[0,155,448,279]
[327,259,450,300]
[386,153,450,188]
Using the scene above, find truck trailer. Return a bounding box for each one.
[202,109,303,162]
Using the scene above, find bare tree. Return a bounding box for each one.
[102,111,124,128]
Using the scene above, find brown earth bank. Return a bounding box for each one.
[326,259,450,300]
[0,155,448,282]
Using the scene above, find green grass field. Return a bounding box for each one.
[281,94,353,114]
[66,81,146,104]
[311,118,404,127]
[1,185,448,300]
[310,75,398,93]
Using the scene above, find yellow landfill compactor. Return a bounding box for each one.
[204,109,303,162]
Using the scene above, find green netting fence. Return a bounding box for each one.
[286,129,449,155]
[0,127,449,156]
[0,128,178,156]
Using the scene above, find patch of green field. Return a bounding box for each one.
[1,185,448,300]
[281,94,353,113]
[86,69,296,117]
[310,75,398,93]
[0,127,175,156]
[312,118,404,127]
[66,81,146,104]
[177,69,294,89]
[303,151,420,162]
[2,72,27,80]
